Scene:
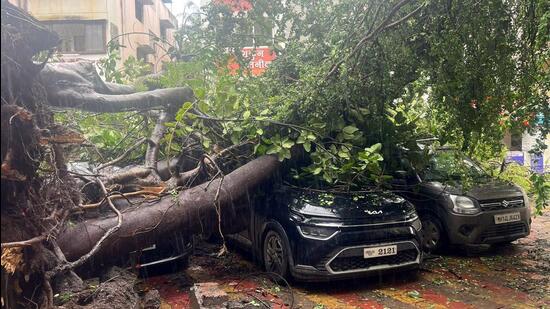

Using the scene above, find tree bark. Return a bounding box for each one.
[39,62,194,113]
[57,155,279,262]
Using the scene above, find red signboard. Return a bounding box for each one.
[228,47,276,76]
[214,0,276,76]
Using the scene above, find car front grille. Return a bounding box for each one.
[479,198,523,211]
[327,248,418,273]
[480,222,526,240]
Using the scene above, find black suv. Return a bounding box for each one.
[227,185,423,281]
[392,147,531,251]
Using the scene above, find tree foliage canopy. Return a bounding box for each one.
[72,0,549,205]
[158,0,547,181]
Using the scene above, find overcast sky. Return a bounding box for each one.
[165,0,202,25]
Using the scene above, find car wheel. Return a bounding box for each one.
[263,230,289,278]
[421,216,445,252]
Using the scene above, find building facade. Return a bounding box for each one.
[9,0,178,72]
[503,130,550,174]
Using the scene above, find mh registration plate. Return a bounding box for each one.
[364,245,397,259]
[494,212,521,224]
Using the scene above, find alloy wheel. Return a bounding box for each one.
[264,232,285,274]
[422,219,441,251]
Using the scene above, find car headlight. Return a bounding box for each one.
[449,194,480,214]
[519,187,530,209]
[297,225,339,240]
[411,217,422,232]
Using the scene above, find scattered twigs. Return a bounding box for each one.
[1,235,46,249]
[78,187,164,210]
[167,141,253,189]
[97,138,146,171]
[233,272,295,309]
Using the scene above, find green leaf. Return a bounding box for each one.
[266,145,282,155]
[342,125,359,134]
[175,101,193,122]
[322,172,333,183]
[282,140,295,149]
[303,142,311,152]
[338,149,350,159]
[312,167,322,175]
[243,110,251,119]
[367,143,382,153]
[195,88,206,100]
[407,290,421,299]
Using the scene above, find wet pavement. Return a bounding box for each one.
[141,208,550,308]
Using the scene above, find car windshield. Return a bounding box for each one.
[421,150,488,182]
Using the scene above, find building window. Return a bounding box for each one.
[45,21,106,54]
[135,0,144,23]
[160,25,168,40]
[510,132,522,151]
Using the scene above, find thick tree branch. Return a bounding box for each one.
[57,155,280,262]
[145,111,172,169]
[45,87,194,113]
[39,62,195,113]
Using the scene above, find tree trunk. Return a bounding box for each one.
[57,155,279,262]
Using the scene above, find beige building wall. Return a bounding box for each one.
[9,0,177,73]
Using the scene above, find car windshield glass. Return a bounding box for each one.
[421,150,487,181]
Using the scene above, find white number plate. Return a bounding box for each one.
[364,245,397,259]
[494,212,521,224]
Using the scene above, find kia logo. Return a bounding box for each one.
[502,200,509,208]
[364,209,383,215]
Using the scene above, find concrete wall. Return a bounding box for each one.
[27,0,108,20]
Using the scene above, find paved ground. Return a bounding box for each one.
[141,209,550,309]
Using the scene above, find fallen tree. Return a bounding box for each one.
[1,3,279,307]
[6,0,544,307]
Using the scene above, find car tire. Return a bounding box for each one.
[262,228,290,279]
[421,215,446,253]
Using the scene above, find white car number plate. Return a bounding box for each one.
[364,245,397,259]
[494,212,521,224]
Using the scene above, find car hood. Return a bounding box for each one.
[424,178,523,201]
[289,191,415,222]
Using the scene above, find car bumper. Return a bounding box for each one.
[444,207,531,245]
[291,259,420,282]
[289,228,423,281]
